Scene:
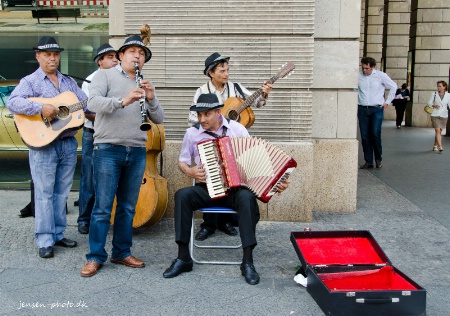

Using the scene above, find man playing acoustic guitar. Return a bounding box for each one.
[7,36,87,259]
[188,52,273,242]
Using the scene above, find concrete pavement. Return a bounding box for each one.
[0,120,449,315]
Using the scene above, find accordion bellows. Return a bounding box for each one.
[197,136,297,202]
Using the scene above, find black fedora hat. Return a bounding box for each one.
[190,93,224,112]
[117,35,152,63]
[203,52,230,76]
[33,36,64,52]
[93,43,116,63]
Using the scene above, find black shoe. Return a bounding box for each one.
[195,228,214,241]
[55,238,77,248]
[359,163,373,169]
[19,202,33,218]
[163,258,193,278]
[39,246,54,258]
[218,222,238,236]
[375,161,382,168]
[240,262,260,285]
[78,223,89,234]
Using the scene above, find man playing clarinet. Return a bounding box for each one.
[163,93,289,285]
[80,34,164,277]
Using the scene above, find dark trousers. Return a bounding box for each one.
[358,106,384,164]
[200,213,237,232]
[174,184,260,249]
[395,103,406,127]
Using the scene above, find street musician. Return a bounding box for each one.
[163,93,289,285]
[80,32,164,277]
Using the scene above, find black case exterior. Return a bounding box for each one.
[291,230,426,316]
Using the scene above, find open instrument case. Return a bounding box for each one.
[290,230,426,316]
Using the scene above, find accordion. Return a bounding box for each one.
[197,136,297,203]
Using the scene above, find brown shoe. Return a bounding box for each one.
[110,255,145,268]
[81,261,102,277]
[375,161,382,168]
[359,163,373,169]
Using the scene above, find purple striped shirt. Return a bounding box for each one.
[7,67,87,138]
[179,116,249,166]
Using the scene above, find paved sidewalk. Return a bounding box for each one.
[0,120,449,315]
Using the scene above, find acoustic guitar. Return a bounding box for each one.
[14,91,86,149]
[221,62,295,128]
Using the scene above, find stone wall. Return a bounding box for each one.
[109,0,361,222]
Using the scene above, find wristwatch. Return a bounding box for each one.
[118,98,124,108]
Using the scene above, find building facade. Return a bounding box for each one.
[109,0,361,222]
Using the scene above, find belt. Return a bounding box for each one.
[83,127,95,133]
[358,105,381,108]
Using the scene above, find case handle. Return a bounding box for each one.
[356,298,399,304]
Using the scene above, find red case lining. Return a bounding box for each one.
[294,237,386,265]
[319,266,418,291]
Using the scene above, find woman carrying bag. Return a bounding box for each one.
[428,80,450,152]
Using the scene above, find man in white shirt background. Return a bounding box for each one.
[357,56,397,169]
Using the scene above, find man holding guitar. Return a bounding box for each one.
[188,52,273,242]
[7,36,87,259]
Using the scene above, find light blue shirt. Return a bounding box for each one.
[358,69,397,106]
[179,115,249,166]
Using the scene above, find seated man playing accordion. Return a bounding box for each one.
[163,93,289,285]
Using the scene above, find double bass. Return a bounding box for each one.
[110,23,168,227]
[110,122,168,227]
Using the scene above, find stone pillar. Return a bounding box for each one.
[382,0,411,122]
[409,0,450,127]
[363,0,385,65]
[383,0,410,83]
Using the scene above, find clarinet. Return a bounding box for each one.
[135,63,152,131]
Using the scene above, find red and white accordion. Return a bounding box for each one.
[197,136,297,203]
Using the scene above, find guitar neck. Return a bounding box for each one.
[69,100,87,112]
[237,74,280,113]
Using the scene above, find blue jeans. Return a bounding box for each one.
[77,129,94,226]
[86,143,146,264]
[358,106,384,164]
[29,137,77,248]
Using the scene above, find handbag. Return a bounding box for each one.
[424,105,433,114]
[424,93,436,115]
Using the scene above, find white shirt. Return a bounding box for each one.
[81,70,98,129]
[428,91,450,118]
[358,69,397,106]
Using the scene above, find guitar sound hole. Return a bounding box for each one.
[229,110,239,120]
[57,106,70,119]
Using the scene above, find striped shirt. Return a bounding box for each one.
[7,67,87,138]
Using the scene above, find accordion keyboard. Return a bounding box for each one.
[197,141,227,199]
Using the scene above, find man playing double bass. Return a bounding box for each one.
[8,36,87,259]
[188,52,273,242]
